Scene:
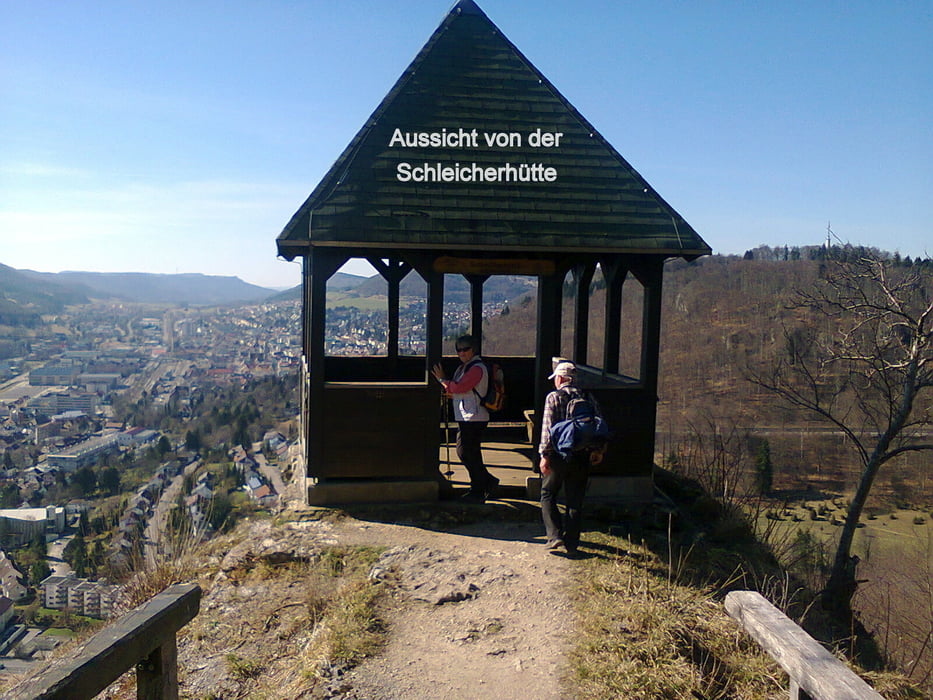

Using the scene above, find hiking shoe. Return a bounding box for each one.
[460,490,486,504]
[546,538,564,551]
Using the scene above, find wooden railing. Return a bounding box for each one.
[725,590,883,700]
[10,583,201,700]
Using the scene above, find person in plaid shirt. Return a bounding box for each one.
[538,361,604,556]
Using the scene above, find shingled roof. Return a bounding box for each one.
[277,0,710,261]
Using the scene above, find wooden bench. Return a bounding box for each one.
[725,590,883,700]
[10,583,201,700]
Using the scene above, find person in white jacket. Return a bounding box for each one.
[432,334,498,502]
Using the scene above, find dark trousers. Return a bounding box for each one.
[540,454,589,550]
[456,420,490,492]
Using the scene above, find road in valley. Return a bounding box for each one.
[144,458,201,565]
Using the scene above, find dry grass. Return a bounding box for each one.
[288,546,387,687]
[9,515,390,700]
[12,492,928,699]
[177,540,388,700]
[567,530,785,699]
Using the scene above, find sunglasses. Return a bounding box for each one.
[455,346,472,352]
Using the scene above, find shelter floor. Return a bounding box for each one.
[438,438,538,496]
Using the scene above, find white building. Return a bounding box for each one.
[0,551,27,601]
[41,573,76,609]
[40,573,121,619]
[0,506,67,547]
[46,434,120,471]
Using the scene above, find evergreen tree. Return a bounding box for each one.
[208,492,233,532]
[157,435,172,456]
[0,482,21,508]
[72,467,97,496]
[99,467,121,496]
[65,533,88,578]
[30,532,47,558]
[30,559,51,586]
[755,440,774,495]
[233,420,251,451]
[185,428,202,451]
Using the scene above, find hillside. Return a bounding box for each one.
[20,270,275,305]
[269,271,373,301]
[351,272,536,305]
[2,266,277,308]
[0,263,93,322]
[8,485,917,698]
[480,252,933,507]
[272,270,537,309]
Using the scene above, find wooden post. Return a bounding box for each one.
[466,274,489,347]
[533,271,563,447]
[724,591,883,700]
[368,257,412,367]
[137,635,178,700]
[572,262,594,365]
[601,260,625,376]
[633,259,663,397]
[790,679,815,700]
[307,250,343,481]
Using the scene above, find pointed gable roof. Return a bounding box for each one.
[277,0,710,261]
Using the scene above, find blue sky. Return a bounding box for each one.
[2,1,930,289]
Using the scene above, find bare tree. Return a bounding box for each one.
[751,254,933,613]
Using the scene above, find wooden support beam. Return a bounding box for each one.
[533,272,563,448]
[308,251,342,478]
[369,257,412,368]
[572,263,595,365]
[424,267,445,376]
[601,260,625,376]
[137,634,178,700]
[434,256,555,276]
[466,274,489,347]
[636,260,663,396]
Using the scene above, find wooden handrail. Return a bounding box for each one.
[725,590,883,700]
[10,583,201,700]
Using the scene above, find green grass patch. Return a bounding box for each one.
[326,292,388,311]
[755,505,933,564]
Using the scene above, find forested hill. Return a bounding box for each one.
[482,252,833,419]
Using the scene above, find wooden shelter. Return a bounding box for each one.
[276,0,710,505]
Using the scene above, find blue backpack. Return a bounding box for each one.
[548,388,609,459]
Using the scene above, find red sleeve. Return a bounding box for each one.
[445,364,483,394]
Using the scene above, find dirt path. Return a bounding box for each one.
[329,515,577,699]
